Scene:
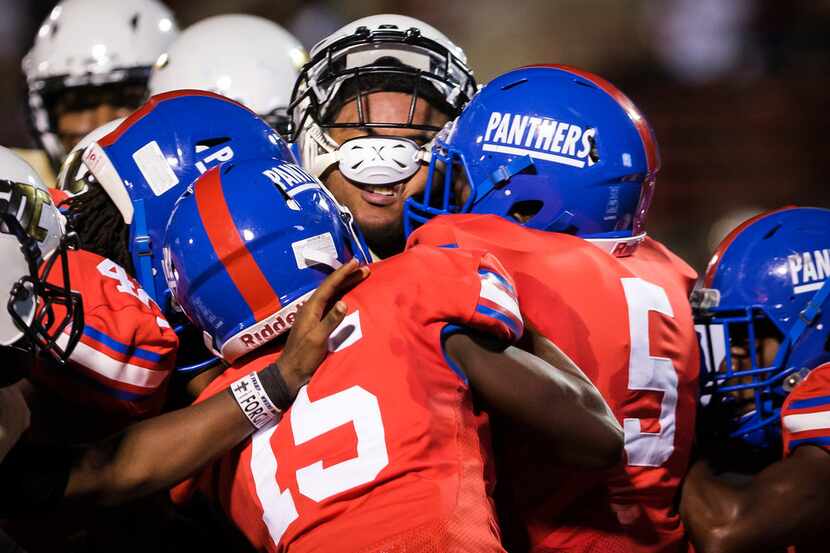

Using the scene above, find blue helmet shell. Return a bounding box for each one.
[404,64,659,240]
[163,157,369,362]
[83,90,294,312]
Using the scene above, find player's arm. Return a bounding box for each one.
[1,400,253,512]
[444,331,624,469]
[65,385,263,504]
[65,260,369,505]
[522,325,618,427]
[680,446,830,553]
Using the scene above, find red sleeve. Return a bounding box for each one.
[408,218,525,341]
[404,245,524,342]
[405,216,462,250]
[464,251,524,343]
[33,249,178,419]
[781,363,830,456]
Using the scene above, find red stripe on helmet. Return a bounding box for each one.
[521,64,660,176]
[704,206,799,287]
[194,166,282,321]
[98,89,254,147]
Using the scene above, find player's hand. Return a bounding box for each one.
[278,259,370,396]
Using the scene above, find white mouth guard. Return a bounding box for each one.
[312,136,431,186]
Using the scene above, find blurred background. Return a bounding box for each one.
[2,0,828,270]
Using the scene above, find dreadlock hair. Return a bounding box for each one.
[63,181,134,275]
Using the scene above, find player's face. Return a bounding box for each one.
[326,91,449,256]
[56,104,132,153]
[722,334,782,412]
[54,84,144,152]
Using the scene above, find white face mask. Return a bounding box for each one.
[307,134,432,186]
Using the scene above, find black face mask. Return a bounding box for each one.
[289,28,475,143]
[0,209,83,367]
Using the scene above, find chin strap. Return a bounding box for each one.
[788,278,830,345]
[304,123,341,178]
[131,199,157,302]
[476,155,535,198]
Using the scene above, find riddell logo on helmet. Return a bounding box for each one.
[482,112,596,169]
[239,302,304,349]
[787,249,830,294]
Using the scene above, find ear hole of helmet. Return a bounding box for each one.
[195,137,231,151]
[587,133,600,164]
[508,200,543,224]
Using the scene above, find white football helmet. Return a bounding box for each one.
[56,117,125,197]
[148,14,307,136]
[22,0,179,168]
[290,14,476,187]
[0,147,81,362]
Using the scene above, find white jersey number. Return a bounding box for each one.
[97,258,154,308]
[96,258,169,329]
[251,385,389,546]
[621,277,679,467]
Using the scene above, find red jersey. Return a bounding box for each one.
[781,363,830,457]
[32,248,176,420]
[407,214,700,553]
[172,245,524,553]
[47,187,70,206]
[778,362,830,553]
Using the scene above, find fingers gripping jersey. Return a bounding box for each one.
[408,214,700,553]
[32,248,176,419]
[172,245,522,553]
[781,363,830,457]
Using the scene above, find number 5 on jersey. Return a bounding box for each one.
[621,277,679,467]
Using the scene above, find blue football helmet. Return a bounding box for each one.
[81,90,294,311]
[404,64,659,246]
[163,157,369,362]
[695,207,830,449]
